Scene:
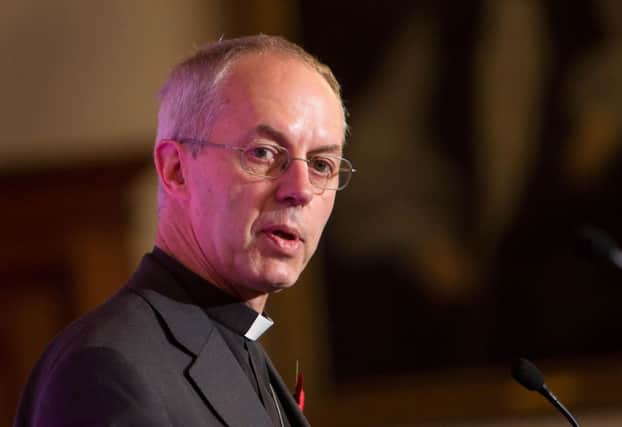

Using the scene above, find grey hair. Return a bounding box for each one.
[155,34,347,145]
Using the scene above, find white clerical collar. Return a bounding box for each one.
[244,314,274,341]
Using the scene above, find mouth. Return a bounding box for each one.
[260,224,305,255]
[264,226,303,242]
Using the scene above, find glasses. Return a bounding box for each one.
[178,138,355,191]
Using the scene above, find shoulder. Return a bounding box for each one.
[16,287,174,426]
[49,286,161,360]
[15,255,223,426]
[44,253,205,364]
[18,343,172,426]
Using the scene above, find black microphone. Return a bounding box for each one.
[511,358,580,427]
[576,225,622,269]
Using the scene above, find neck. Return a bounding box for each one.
[242,293,269,314]
[155,224,269,313]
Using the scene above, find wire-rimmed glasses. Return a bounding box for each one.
[178,138,355,191]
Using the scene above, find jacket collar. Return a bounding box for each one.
[127,255,276,427]
[150,247,274,341]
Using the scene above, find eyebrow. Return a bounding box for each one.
[255,123,288,145]
[252,123,344,155]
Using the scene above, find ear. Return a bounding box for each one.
[154,139,190,200]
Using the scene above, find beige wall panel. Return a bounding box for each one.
[0,0,224,170]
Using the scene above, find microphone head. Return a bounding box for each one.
[576,225,617,261]
[511,358,545,391]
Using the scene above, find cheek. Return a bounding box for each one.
[323,194,337,219]
[188,181,232,243]
[311,197,336,238]
[226,187,266,242]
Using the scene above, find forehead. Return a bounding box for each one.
[213,53,346,147]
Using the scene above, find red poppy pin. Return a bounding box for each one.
[294,361,305,411]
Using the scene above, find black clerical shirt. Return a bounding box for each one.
[151,247,291,427]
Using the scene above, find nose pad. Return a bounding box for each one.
[279,160,289,173]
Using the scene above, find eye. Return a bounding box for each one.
[245,144,280,163]
[309,156,337,176]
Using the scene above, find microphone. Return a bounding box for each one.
[576,225,622,269]
[511,358,580,426]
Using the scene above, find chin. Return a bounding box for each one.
[245,256,305,293]
[260,268,301,293]
[258,273,296,292]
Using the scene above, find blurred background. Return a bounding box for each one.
[2,0,622,425]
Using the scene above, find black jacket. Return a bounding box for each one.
[14,255,310,427]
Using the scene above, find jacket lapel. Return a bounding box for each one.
[264,348,311,427]
[188,330,273,427]
[128,256,273,427]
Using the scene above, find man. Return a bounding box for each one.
[14,34,354,426]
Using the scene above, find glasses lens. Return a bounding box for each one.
[310,156,352,190]
[240,145,353,190]
[241,144,288,177]
[337,167,352,190]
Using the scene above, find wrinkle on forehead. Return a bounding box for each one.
[217,53,346,144]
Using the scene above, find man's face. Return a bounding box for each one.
[183,53,345,300]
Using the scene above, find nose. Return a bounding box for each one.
[275,158,314,206]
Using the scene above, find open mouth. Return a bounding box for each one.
[263,225,303,243]
[271,229,297,241]
[262,225,304,253]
